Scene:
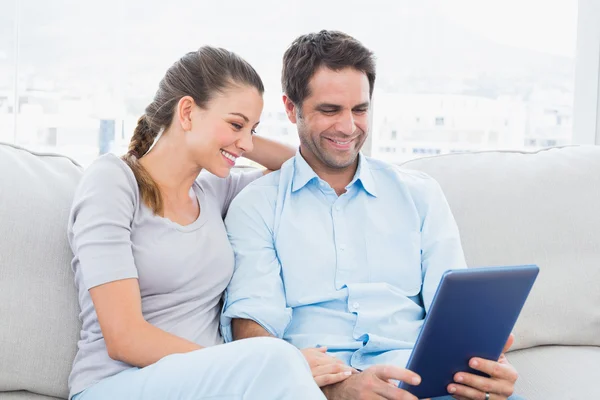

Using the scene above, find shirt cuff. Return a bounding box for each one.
[221,302,292,342]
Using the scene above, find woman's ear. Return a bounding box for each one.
[177,96,195,132]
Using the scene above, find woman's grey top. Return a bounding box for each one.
[67,153,262,398]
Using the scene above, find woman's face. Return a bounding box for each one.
[186,84,263,178]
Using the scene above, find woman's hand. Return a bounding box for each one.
[301,347,357,387]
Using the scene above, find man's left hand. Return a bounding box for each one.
[447,334,519,400]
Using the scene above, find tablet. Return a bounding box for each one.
[398,265,539,398]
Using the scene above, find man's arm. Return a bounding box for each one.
[232,318,273,340]
[419,176,468,312]
[419,176,519,399]
[221,183,292,342]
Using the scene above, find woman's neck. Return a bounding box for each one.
[139,130,201,200]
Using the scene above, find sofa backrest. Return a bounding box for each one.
[0,143,82,399]
[402,146,600,351]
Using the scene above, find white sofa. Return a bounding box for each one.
[1,142,599,399]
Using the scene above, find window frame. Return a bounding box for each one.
[572,0,600,145]
[10,0,21,143]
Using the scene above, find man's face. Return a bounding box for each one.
[285,67,371,171]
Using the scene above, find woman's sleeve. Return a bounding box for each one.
[68,157,139,290]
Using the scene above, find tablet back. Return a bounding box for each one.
[399,265,539,398]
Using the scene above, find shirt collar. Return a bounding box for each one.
[351,152,378,197]
[291,150,378,197]
[291,150,319,193]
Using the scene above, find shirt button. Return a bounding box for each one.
[335,205,341,211]
[353,302,360,310]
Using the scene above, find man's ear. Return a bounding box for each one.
[283,95,299,124]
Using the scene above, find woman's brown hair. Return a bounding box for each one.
[123,46,264,214]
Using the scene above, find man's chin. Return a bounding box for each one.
[321,153,359,170]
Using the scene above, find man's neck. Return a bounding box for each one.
[300,148,358,196]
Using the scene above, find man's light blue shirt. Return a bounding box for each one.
[221,151,467,370]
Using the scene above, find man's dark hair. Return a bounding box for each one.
[281,30,376,108]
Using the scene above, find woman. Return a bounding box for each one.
[68,46,330,400]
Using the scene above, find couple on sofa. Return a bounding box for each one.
[67,30,522,400]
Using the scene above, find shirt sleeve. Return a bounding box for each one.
[68,156,139,290]
[220,183,292,342]
[418,176,468,312]
[198,168,264,218]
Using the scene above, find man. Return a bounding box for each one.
[222,30,521,400]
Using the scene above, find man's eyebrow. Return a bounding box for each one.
[352,102,370,109]
[315,102,370,110]
[316,103,342,109]
[229,112,249,123]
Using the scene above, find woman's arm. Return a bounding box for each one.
[72,158,202,368]
[243,135,296,172]
[90,278,202,367]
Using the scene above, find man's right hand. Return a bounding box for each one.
[301,347,357,387]
[322,364,422,400]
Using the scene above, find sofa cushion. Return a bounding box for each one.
[0,392,63,400]
[0,143,82,399]
[507,345,600,399]
[402,146,600,351]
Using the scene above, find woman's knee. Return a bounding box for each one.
[242,337,308,368]
[242,336,301,355]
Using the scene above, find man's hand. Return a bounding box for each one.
[322,364,422,400]
[302,347,357,387]
[448,334,519,400]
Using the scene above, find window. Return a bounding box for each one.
[371,0,582,163]
[3,0,593,166]
[379,146,397,154]
[413,147,441,155]
[0,0,15,144]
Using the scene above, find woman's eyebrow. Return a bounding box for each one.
[228,112,249,123]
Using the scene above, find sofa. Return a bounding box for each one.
[1,141,599,399]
